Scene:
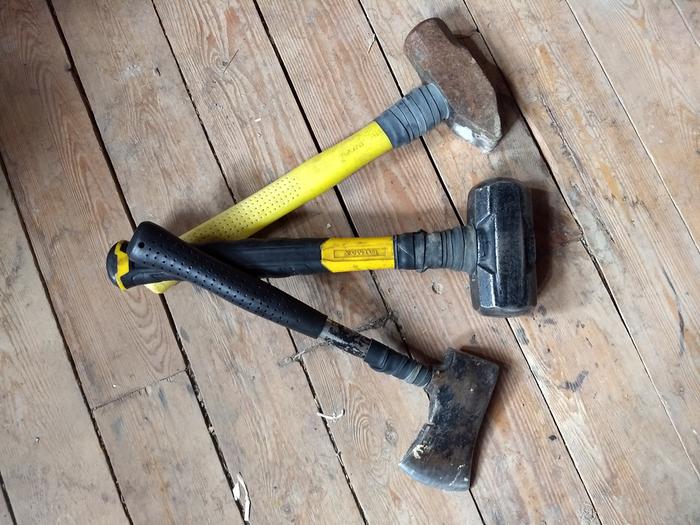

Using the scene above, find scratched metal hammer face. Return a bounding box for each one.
[385,17,501,152]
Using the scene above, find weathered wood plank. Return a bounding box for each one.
[53,0,367,522]
[1,2,246,522]
[0,487,12,525]
[255,0,604,522]
[566,0,700,246]
[361,0,700,522]
[674,0,700,42]
[0,0,183,407]
[167,3,486,524]
[463,0,700,476]
[95,373,242,524]
[0,171,126,524]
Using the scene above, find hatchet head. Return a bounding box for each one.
[399,350,499,491]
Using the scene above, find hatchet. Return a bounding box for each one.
[124,221,499,491]
[143,18,501,294]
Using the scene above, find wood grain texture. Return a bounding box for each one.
[674,0,700,42]
[95,372,241,524]
[567,0,700,246]
[0,172,126,524]
[53,0,366,522]
[361,0,700,522]
[464,0,700,478]
[1,3,245,523]
[0,489,12,525]
[0,0,183,407]
[158,0,485,521]
[254,0,606,522]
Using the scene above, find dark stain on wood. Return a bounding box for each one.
[560,371,589,393]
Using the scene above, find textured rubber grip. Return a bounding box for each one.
[394,226,475,273]
[107,238,326,289]
[204,238,325,277]
[364,340,432,387]
[127,222,328,338]
[375,83,450,148]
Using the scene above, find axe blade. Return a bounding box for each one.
[399,351,499,491]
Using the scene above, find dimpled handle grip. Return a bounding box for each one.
[127,222,328,338]
[146,122,392,294]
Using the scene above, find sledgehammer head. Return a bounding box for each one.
[404,18,501,152]
[400,351,499,491]
[468,178,537,316]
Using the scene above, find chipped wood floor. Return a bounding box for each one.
[0,0,698,524]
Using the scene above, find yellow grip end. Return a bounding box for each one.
[113,241,130,291]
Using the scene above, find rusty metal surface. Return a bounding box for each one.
[405,18,502,151]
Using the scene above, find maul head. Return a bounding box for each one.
[393,178,536,316]
[404,18,501,152]
[467,178,537,316]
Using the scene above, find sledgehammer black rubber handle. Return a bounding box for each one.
[107,227,476,290]
[127,222,327,338]
[125,222,432,386]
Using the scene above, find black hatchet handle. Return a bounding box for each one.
[125,222,432,386]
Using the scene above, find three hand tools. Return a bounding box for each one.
[107,17,521,491]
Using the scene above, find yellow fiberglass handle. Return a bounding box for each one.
[146,122,393,293]
[320,237,395,273]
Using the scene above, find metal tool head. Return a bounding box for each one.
[400,350,498,491]
[467,178,537,317]
[404,18,501,152]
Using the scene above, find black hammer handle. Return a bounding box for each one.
[108,238,326,289]
[125,222,432,386]
[107,227,476,290]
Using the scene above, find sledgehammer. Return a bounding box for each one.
[124,221,499,491]
[144,18,501,293]
[109,179,536,316]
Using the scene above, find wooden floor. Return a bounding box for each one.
[0,0,698,523]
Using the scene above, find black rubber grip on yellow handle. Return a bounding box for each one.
[108,226,476,290]
[206,238,325,276]
[394,226,475,273]
[126,222,327,338]
[108,238,326,289]
[375,84,450,148]
[124,222,432,386]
